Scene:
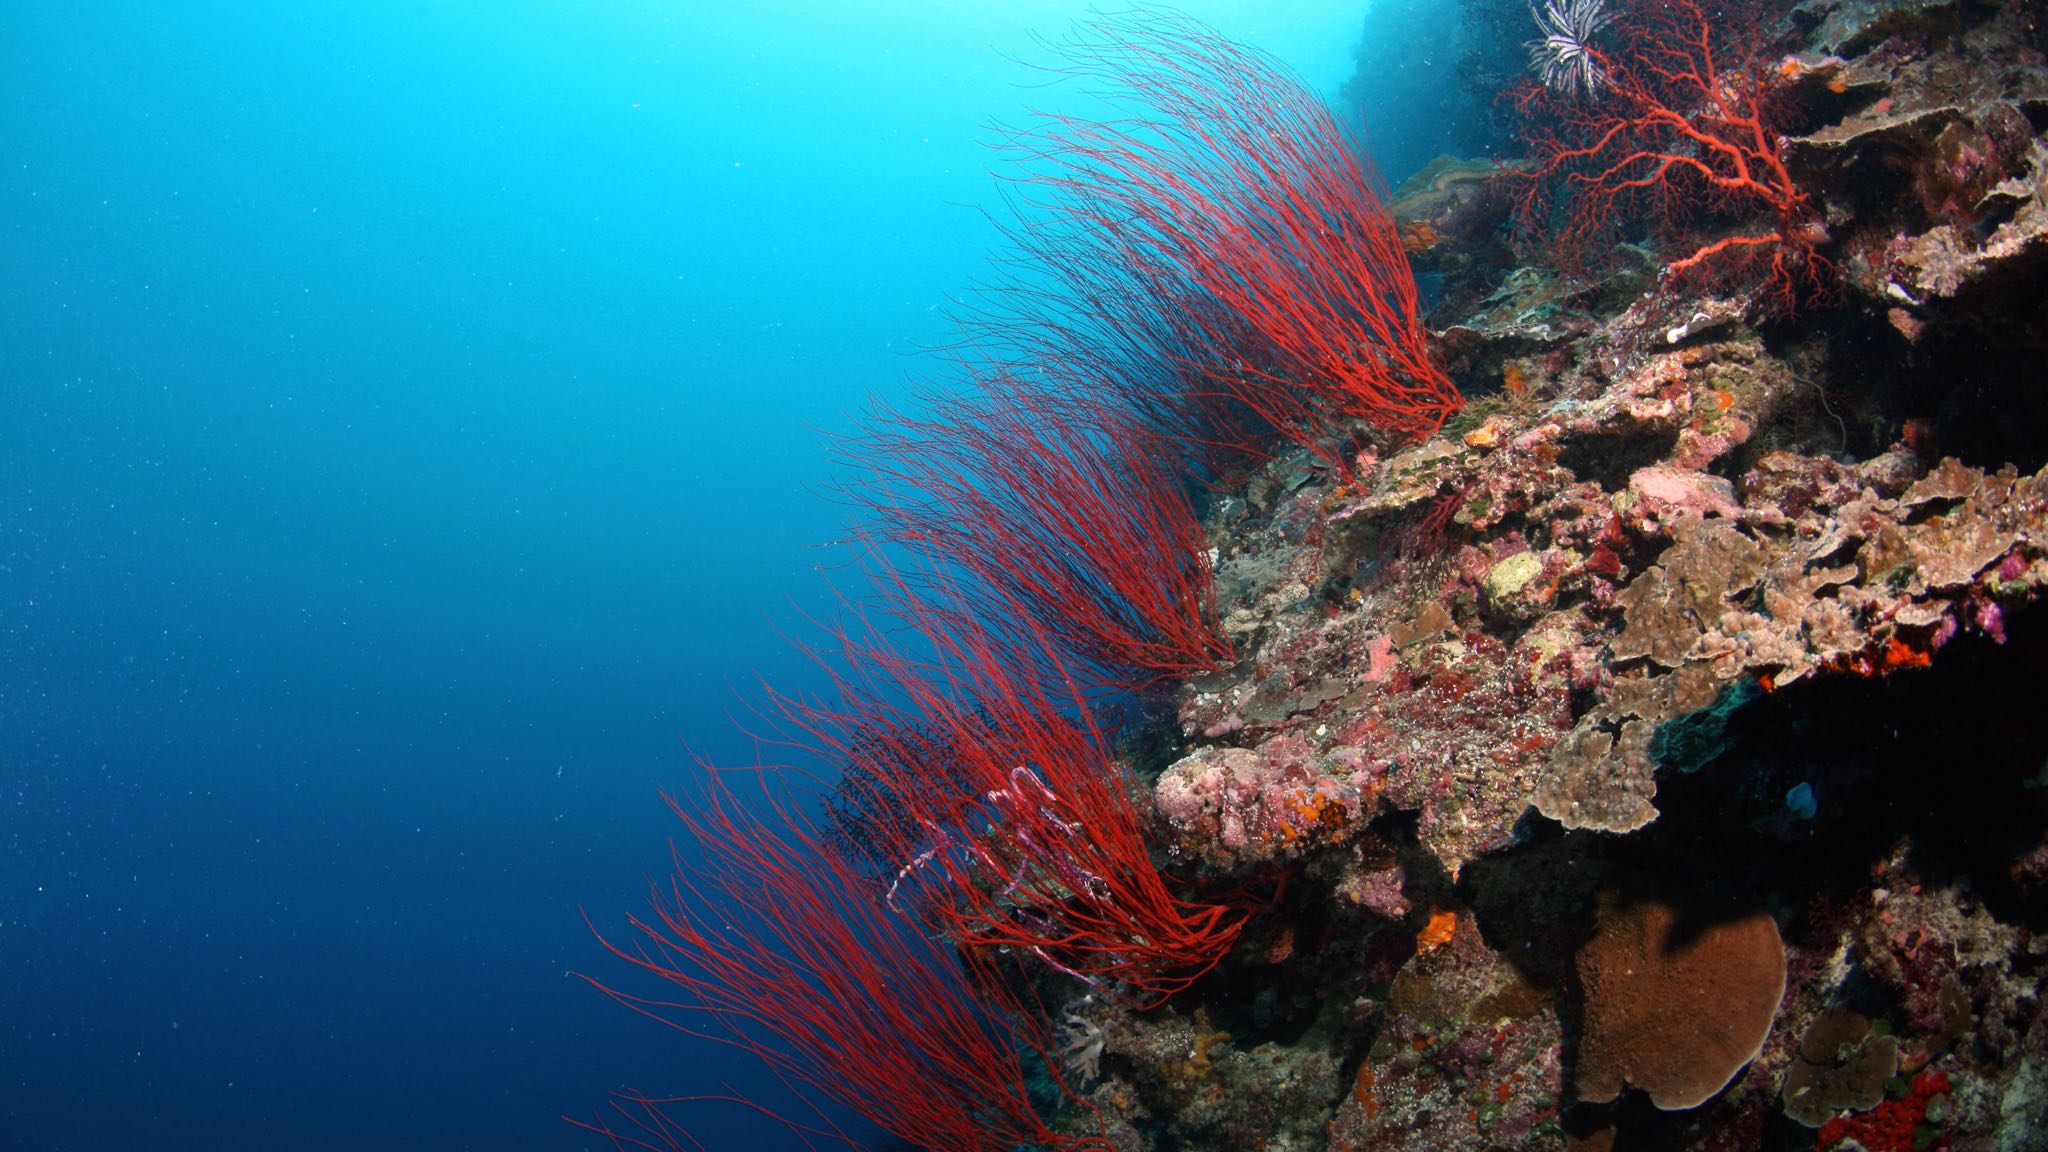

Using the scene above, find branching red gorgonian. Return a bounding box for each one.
[1513,0,1831,312]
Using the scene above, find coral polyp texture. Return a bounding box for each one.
[1572,899,1787,1110]
[589,1,2048,1149]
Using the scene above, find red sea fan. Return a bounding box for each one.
[1512,0,1831,313]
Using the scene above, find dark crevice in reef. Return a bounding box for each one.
[1769,285,2048,476]
[1439,605,2048,1146]
[1557,426,1686,492]
[1647,601,2048,930]
[1910,329,2048,476]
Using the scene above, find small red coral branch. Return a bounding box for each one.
[1513,0,1830,312]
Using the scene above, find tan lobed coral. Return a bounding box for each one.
[1574,899,1787,1110]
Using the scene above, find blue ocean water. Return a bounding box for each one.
[0,3,1429,1149]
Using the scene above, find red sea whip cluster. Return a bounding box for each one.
[577,12,1459,1150]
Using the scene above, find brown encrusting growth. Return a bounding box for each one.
[1573,899,1787,1109]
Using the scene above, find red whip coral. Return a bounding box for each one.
[838,374,1231,692]
[578,774,1110,1152]
[587,11,1434,1143]
[764,547,1251,1006]
[1513,0,1830,312]
[973,9,1462,470]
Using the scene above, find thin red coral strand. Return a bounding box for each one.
[783,545,1252,1004]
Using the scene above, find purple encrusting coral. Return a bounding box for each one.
[1030,0,2048,1147]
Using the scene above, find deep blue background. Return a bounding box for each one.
[0,2,1424,1148]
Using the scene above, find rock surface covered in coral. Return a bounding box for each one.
[1047,2,2048,1147]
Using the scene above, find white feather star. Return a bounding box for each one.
[1526,0,1614,97]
